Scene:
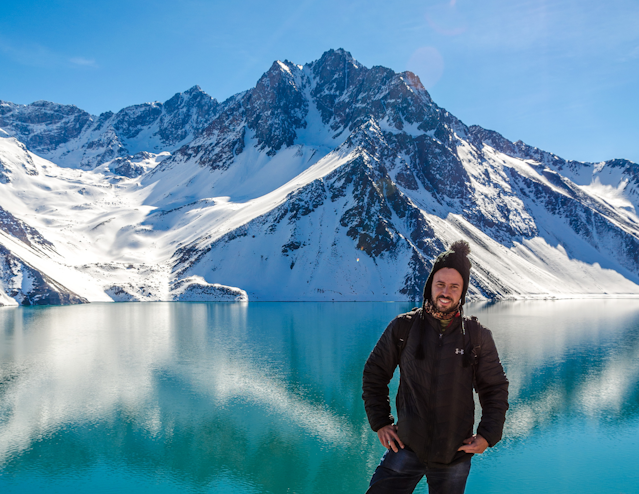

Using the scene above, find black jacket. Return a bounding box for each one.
[362,309,509,467]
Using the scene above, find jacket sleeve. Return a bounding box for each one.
[475,326,509,447]
[362,317,402,432]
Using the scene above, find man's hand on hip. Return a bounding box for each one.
[377,424,405,453]
[457,434,489,454]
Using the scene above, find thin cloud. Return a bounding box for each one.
[0,38,60,68]
[69,57,98,68]
[0,36,98,69]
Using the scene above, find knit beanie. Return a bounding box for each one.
[422,240,472,306]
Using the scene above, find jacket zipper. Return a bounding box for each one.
[427,331,444,462]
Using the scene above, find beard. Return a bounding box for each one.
[433,296,459,316]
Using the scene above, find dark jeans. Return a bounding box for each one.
[366,447,471,494]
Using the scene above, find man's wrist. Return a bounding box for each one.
[374,421,394,433]
[476,430,493,447]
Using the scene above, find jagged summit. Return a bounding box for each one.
[185,84,204,94]
[1,49,638,305]
[314,48,359,67]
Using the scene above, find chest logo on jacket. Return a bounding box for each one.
[455,348,464,355]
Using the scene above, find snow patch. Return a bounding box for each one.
[170,276,248,302]
[580,177,636,214]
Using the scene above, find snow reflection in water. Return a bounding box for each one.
[0,300,638,493]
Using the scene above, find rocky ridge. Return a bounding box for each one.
[0,85,219,170]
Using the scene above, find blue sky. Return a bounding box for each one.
[1,0,637,163]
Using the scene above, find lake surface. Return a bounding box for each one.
[0,300,638,493]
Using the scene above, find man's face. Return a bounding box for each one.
[431,268,463,314]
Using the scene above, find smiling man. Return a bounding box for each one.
[362,240,509,494]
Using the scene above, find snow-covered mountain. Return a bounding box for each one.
[0,85,219,169]
[1,48,638,305]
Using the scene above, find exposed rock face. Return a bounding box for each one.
[0,206,55,252]
[105,284,141,302]
[0,245,87,306]
[307,49,443,136]
[246,61,309,155]
[108,151,166,178]
[0,100,93,154]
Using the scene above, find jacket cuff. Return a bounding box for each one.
[371,416,395,433]
[477,424,500,448]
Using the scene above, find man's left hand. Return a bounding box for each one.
[457,434,489,454]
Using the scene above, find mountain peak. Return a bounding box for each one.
[164,85,218,112]
[263,60,302,81]
[400,71,428,94]
[317,48,358,66]
[185,85,204,95]
[310,48,362,75]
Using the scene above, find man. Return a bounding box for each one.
[362,240,509,494]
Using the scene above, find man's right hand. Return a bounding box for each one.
[376,424,405,453]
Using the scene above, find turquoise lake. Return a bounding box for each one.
[1,300,638,493]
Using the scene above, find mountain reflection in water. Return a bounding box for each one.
[1,300,638,493]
